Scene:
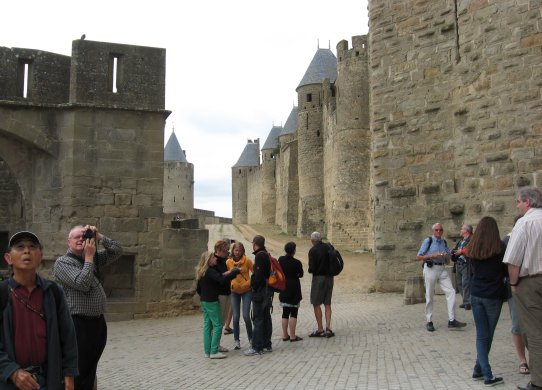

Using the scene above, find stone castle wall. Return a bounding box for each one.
[0,40,207,318]
[369,0,542,291]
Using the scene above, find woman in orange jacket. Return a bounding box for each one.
[226,242,254,350]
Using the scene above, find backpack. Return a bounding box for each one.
[267,252,286,292]
[327,243,344,276]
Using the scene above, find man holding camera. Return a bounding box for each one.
[52,225,123,390]
[416,223,466,332]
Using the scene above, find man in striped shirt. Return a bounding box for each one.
[52,225,122,390]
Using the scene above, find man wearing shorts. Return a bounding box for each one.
[308,232,334,338]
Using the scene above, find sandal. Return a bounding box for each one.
[290,336,303,342]
[309,330,326,337]
[282,336,290,341]
[519,362,530,375]
[325,329,335,338]
[223,327,233,335]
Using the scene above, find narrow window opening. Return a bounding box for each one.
[307,93,312,102]
[23,63,29,98]
[17,59,33,98]
[109,53,123,93]
[112,57,118,93]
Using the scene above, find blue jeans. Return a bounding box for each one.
[230,291,253,341]
[471,295,503,380]
[251,293,272,352]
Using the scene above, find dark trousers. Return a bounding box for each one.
[252,296,272,351]
[72,315,107,390]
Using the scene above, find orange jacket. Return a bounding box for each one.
[226,255,253,294]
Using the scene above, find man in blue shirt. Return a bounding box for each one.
[417,223,467,332]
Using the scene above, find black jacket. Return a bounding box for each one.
[251,247,270,293]
[197,266,238,302]
[214,255,231,296]
[308,242,330,276]
[278,255,303,305]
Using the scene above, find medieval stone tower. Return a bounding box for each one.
[232,139,260,223]
[261,125,282,224]
[276,106,299,234]
[296,48,337,236]
[324,36,371,249]
[163,130,194,217]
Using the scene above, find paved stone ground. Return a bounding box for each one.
[97,225,529,389]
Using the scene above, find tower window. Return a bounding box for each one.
[307,93,312,102]
[109,53,123,93]
[17,59,33,98]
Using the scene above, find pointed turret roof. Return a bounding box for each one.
[164,131,188,162]
[280,106,298,136]
[261,125,282,150]
[233,140,260,167]
[297,48,337,90]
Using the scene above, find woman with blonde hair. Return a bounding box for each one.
[226,242,254,350]
[195,251,240,359]
[465,216,508,386]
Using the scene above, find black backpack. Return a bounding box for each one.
[327,243,344,276]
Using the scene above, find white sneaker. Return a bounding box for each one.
[234,340,241,350]
[218,345,229,352]
[204,353,210,358]
[209,352,227,359]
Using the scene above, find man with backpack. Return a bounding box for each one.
[308,232,335,338]
[1,231,78,390]
[416,223,466,332]
[244,235,272,356]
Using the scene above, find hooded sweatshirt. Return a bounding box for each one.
[226,255,253,294]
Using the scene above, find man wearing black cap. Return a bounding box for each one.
[1,231,78,390]
[52,225,122,390]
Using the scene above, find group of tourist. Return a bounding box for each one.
[417,187,542,390]
[195,231,336,359]
[0,225,123,390]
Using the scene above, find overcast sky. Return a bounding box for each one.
[1,0,369,218]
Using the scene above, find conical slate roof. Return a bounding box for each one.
[280,106,298,136]
[164,132,188,162]
[233,141,259,167]
[297,48,337,90]
[261,125,282,150]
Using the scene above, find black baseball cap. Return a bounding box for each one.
[7,231,42,250]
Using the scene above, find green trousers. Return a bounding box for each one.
[201,300,223,355]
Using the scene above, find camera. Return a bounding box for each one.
[425,259,434,268]
[83,228,94,239]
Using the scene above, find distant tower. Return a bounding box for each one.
[232,139,260,224]
[163,130,194,216]
[260,125,282,224]
[296,48,337,236]
[276,106,299,234]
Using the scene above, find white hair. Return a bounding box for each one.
[310,231,321,241]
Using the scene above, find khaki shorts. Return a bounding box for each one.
[310,275,334,305]
[219,294,231,323]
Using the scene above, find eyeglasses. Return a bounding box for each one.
[434,229,443,232]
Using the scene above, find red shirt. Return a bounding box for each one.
[9,279,47,367]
